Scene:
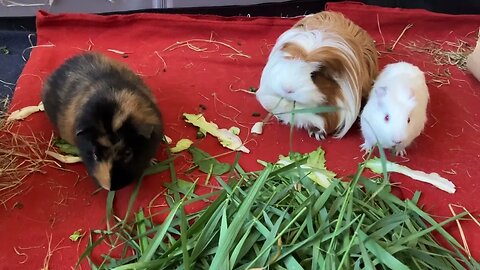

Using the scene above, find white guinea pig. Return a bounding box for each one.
[360,62,430,156]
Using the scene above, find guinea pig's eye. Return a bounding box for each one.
[92,151,99,161]
[407,117,411,124]
[384,114,390,122]
[123,148,133,162]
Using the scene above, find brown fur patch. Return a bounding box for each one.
[58,86,97,144]
[112,90,161,133]
[95,53,157,102]
[293,11,379,98]
[97,136,112,147]
[306,48,345,74]
[311,69,342,134]
[281,42,308,60]
[93,161,112,190]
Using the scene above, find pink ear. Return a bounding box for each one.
[375,86,387,98]
[375,86,387,107]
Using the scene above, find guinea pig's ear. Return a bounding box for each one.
[136,124,155,139]
[375,86,387,97]
[375,86,387,106]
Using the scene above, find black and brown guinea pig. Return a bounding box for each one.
[41,52,163,191]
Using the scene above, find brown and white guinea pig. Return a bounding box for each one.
[41,52,163,190]
[255,11,378,140]
[360,62,430,157]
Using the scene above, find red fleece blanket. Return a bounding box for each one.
[1,2,479,268]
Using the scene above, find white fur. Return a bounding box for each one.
[256,28,362,138]
[360,62,430,156]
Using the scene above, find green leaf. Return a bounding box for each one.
[69,229,85,242]
[54,138,80,156]
[171,138,194,153]
[164,179,196,196]
[188,146,231,175]
[143,158,174,176]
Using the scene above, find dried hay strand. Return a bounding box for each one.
[403,36,476,70]
[425,68,452,88]
[0,115,57,207]
[163,32,251,59]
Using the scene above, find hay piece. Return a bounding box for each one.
[41,233,68,270]
[425,68,451,88]
[388,24,413,51]
[0,117,58,206]
[404,37,475,70]
[163,33,251,59]
[376,14,386,47]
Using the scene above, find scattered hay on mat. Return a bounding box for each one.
[163,32,251,59]
[402,37,476,70]
[425,68,452,88]
[41,233,68,270]
[0,115,58,207]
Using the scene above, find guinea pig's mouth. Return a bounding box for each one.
[109,168,143,191]
[91,161,113,190]
[109,179,134,191]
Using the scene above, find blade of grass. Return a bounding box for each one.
[135,209,149,255]
[337,214,366,269]
[138,180,196,263]
[190,200,226,260]
[209,165,273,269]
[275,105,339,115]
[284,255,304,270]
[357,229,409,270]
[123,177,143,224]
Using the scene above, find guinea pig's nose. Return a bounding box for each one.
[393,140,402,145]
[284,88,294,94]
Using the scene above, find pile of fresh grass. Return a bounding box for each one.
[78,146,478,270]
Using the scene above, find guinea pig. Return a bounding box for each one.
[41,52,163,190]
[360,61,430,157]
[256,11,378,140]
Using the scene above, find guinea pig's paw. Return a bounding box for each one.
[395,146,407,157]
[275,115,291,125]
[359,143,372,160]
[307,127,326,141]
[359,142,371,152]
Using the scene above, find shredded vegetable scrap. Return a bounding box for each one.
[365,158,456,194]
[7,102,44,122]
[183,113,250,153]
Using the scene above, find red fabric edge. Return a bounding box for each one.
[36,9,299,29]
[326,1,480,19]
